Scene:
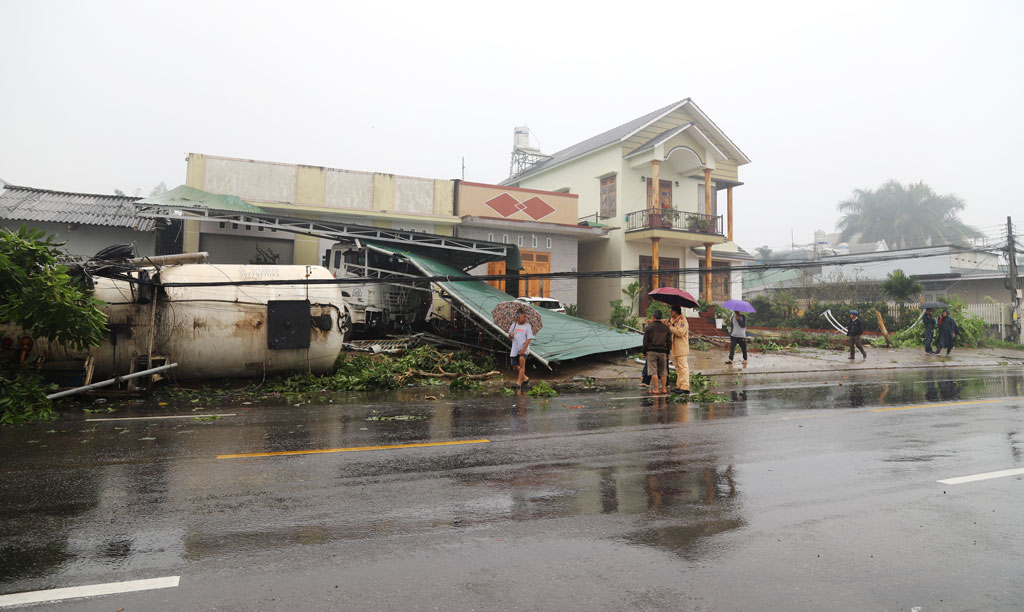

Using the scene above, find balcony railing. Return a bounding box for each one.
[624,208,723,235]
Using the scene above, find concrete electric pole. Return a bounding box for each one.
[1007,216,1021,343]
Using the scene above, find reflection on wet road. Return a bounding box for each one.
[1,368,1023,611]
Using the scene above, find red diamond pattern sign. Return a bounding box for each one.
[520,196,556,221]
[483,192,556,221]
[484,193,520,217]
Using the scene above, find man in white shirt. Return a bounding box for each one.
[509,311,534,388]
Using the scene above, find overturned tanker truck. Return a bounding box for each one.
[3,250,353,381]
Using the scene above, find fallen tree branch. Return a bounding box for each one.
[400,369,500,382]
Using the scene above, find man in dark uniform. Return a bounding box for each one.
[847,310,867,360]
[923,308,936,354]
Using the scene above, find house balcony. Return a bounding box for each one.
[623,208,726,245]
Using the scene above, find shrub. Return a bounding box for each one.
[1,370,56,425]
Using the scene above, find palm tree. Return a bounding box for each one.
[881,269,923,302]
[836,180,982,249]
[881,269,923,327]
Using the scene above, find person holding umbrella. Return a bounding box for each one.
[668,305,690,394]
[722,299,755,365]
[920,301,946,354]
[923,308,936,353]
[492,301,543,389]
[648,288,699,395]
[508,310,534,387]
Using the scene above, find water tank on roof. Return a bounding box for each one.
[514,126,538,151]
[814,230,827,250]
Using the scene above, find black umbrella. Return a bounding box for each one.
[921,301,947,309]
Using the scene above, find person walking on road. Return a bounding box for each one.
[508,310,534,388]
[937,308,958,355]
[669,305,690,394]
[847,310,867,360]
[642,310,672,395]
[923,308,936,354]
[725,312,748,364]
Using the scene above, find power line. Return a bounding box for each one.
[95,243,1009,289]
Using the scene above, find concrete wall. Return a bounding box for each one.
[1,220,156,258]
[185,153,460,265]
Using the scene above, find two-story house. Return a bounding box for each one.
[502,99,752,320]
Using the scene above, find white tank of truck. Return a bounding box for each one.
[322,243,431,336]
[5,264,352,380]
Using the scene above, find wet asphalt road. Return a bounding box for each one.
[2,367,1023,611]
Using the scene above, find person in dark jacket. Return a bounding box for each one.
[642,310,672,394]
[922,308,936,354]
[937,309,958,355]
[847,310,867,360]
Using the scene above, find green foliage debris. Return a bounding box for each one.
[526,381,558,398]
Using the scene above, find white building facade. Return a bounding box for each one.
[502,99,752,320]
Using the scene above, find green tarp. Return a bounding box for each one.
[136,185,266,214]
[370,244,642,366]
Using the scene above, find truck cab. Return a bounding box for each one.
[323,244,430,337]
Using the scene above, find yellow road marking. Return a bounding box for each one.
[870,399,1004,412]
[217,439,491,459]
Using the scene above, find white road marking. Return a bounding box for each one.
[0,576,180,608]
[86,414,235,422]
[937,467,1024,485]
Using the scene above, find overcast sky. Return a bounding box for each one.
[2,0,1021,249]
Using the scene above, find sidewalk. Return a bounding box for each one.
[544,346,1024,385]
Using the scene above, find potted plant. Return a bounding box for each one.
[686,216,710,233]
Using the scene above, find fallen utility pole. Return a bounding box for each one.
[46,363,179,400]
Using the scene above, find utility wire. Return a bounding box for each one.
[94,243,1010,289]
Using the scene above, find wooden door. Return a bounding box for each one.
[646,178,673,208]
[639,255,679,315]
[487,260,506,292]
[519,250,550,297]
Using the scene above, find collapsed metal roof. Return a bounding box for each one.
[370,243,643,366]
[136,185,522,271]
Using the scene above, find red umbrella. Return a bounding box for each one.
[649,287,699,309]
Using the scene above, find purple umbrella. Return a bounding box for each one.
[721,299,756,313]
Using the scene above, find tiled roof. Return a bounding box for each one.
[502,99,685,184]
[0,184,155,231]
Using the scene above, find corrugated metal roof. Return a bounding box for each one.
[0,185,155,231]
[136,184,266,214]
[502,100,685,185]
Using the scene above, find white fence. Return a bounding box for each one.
[884,302,1014,336]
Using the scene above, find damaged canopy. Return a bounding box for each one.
[369,244,642,366]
